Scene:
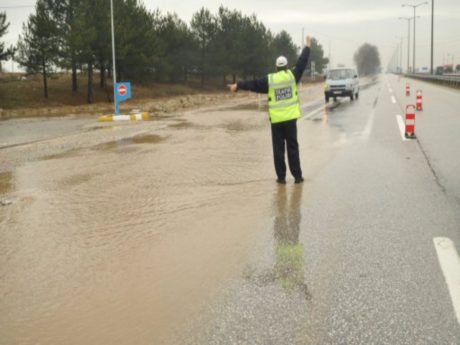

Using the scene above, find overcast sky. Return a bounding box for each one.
[1,0,459,72]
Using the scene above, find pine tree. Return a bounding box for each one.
[16,1,59,98]
[72,0,98,103]
[44,0,82,92]
[113,0,162,82]
[271,31,298,70]
[354,43,380,76]
[157,13,194,83]
[0,12,14,70]
[309,38,329,73]
[216,7,244,84]
[191,8,218,88]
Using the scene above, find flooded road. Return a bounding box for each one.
[4,77,459,344]
[0,84,339,344]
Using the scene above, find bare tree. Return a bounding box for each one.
[354,43,381,76]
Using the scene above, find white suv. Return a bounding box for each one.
[324,68,359,103]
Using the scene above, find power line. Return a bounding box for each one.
[0,6,34,10]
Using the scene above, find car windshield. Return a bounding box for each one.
[328,69,355,80]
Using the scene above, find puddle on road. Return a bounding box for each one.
[217,103,267,112]
[132,134,164,144]
[169,121,195,130]
[0,171,13,195]
[86,125,114,132]
[41,149,80,161]
[240,184,312,301]
[60,173,93,187]
[93,134,165,151]
[223,120,265,132]
[149,114,178,121]
[271,185,312,299]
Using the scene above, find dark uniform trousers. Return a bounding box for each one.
[270,119,302,180]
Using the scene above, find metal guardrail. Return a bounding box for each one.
[404,73,460,88]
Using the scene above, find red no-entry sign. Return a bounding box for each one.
[114,82,132,115]
[118,84,127,96]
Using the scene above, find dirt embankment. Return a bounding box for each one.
[0,73,251,120]
[0,73,324,120]
[0,92,251,120]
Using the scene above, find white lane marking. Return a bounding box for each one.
[303,105,325,120]
[361,109,375,139]
[433,237,460,325]
[391,96,396,104]
[396,115,410,142]
[389,88,393,93]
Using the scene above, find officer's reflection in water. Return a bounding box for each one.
[273,184,310,298]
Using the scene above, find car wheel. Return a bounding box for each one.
[333,97,337,102]
[325,95,329,103]
[350,93,354,101]
[356,92,359,99]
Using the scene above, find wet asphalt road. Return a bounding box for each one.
[1,77,460,344]
[174,76,460,345]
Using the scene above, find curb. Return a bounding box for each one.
[98,112,150,122]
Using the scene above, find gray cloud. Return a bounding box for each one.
[1,0,459,72]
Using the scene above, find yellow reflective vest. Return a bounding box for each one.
[268,70,301,124]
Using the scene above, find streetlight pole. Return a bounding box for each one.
[430,0,434,74]
[402,2,428,73]
[110,0,117,114]
[396,36,404,73]
[399,17,413,73]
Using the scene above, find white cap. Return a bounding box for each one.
[276,56,288,67]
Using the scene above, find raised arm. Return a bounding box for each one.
[292,36,312,83]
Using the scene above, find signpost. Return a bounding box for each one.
[98,0,148,121]
[115,82,132,115]
[110,1,132,116]
[110,0,118,115]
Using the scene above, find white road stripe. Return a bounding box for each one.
[303,105,325,120]
[391,96,396,104]
[396,115,409,142]
[389,88,393,93]
[361,109,375,139]
[433,237,460,325]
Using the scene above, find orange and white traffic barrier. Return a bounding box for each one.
[405,104,416,139]
[406,83,410,96]
[416,90,423,111]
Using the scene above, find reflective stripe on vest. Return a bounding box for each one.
[268,70,301,124]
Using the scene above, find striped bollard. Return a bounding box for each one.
[416,90,423,111]
[406,83,410,96]
[405,104,416,139]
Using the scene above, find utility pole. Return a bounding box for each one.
[396,36,404,73]
[430,0,434,74]
[110,0,117,114]
[402,2,428,73]
[399,17,413,73]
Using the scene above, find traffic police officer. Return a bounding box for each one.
[229,36,312,184]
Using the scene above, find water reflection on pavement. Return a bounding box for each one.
[0,84,334,345]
